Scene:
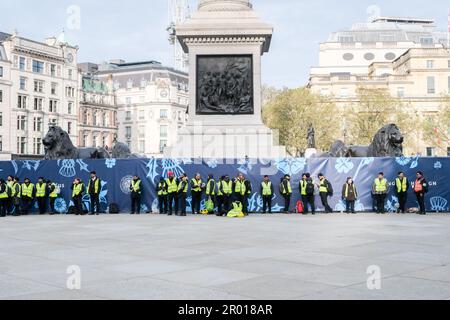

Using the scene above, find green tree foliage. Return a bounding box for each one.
[263,87,339,156]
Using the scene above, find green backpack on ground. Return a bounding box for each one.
[205,197,215,213]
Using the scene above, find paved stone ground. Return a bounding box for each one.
[1,213,450,300]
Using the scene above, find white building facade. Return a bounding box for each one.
[78,63,118,150]
[0,31,79,159]
[308,17,450,156]
[95,60,189,157]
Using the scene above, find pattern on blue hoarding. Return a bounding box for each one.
[1,158,449,214]
[335,158,354,174]
[275,158,307,176]
[430,196,448,212]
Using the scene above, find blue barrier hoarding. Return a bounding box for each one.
[0,156,448,213]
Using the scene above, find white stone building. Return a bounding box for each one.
[95,60,189,157]
[0,31,79,159]
[78,63,118,150]
[308,17,450,156]
[310,17,447,80]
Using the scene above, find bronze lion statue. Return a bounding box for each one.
[43,126,111,160]
[348,124,404,157]
[322,124,404,158]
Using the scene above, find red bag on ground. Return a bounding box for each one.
[296,200,304,214]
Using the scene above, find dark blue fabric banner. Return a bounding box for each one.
[0,157,448,213]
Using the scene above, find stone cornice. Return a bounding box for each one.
[182,35,267,45]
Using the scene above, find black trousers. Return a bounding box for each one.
[416,193,426,214]
[6,198,13,215]
[191,192,202,214]
[178,193,187,215]
[0,199,7,217]
[158,195,167,214]
[243,194,250,214]
[21,197,33,215]
[217,195,224,214]
[346,200,355,213]
[73,196,83,215]
[131,196,141,214]
[49,197,56,214]
[375,194,386,213]
[397,192,408,213]
[36,197,47,214]
[320,192,333,213]
[167,193,178,215]
[90,193,100,214]
[282,194,291,212]
[217,195,231,215]
[302,195,315,214]
[262,195,272,213]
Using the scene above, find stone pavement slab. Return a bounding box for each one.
[0,213,449,300]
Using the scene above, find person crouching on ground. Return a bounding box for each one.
[342,177,358,214]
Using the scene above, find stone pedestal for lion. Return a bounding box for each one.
[164,0,286,159]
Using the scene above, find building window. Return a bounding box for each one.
[82,135,87,147]
[102,112,106,127]
[127,79,133,89]
[0,66,3,77]
[426,147,434,157]
[20,77,26,90]
[427,76,435,94]
[125,111,131,121]
[32,60,44,74]
[17,95,27,109]
[160,109,168,119]
[34,80,44,93]
[420,37,433,46]
[0,135,2,151]
[68,102,73,114]
[17,137,27,154]
[160,125,168,138]
[0,90,2,103]
[49,100,58,113]
[33,138,42,155]
[51,83,57,95]
[125,126,132,139]
[159,140,167,153]
[19,57,25,70]
[426,60,434,69]
[33,117,43,132]
[34,97,43,111]
[139,110,145,120]
[340,88,349,98]
[448,76,450,93]
[66,87,75,97]
[397,87,405,98]
[68,69,73,80]
[125,97,132,105]
[83,111,88,124]
[448,60,450,68]
[17,115,27,130]
[50,64,56,77]
[67,122,72,135]
[447,147,450,157]
[93,111,98,126]
[0,112,2,126]
[139,140,145,153]
[138,126,145,138]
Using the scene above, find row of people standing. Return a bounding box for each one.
[0,176,59,216]
[156,172,253,216]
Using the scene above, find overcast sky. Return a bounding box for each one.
[1,0,449,87]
